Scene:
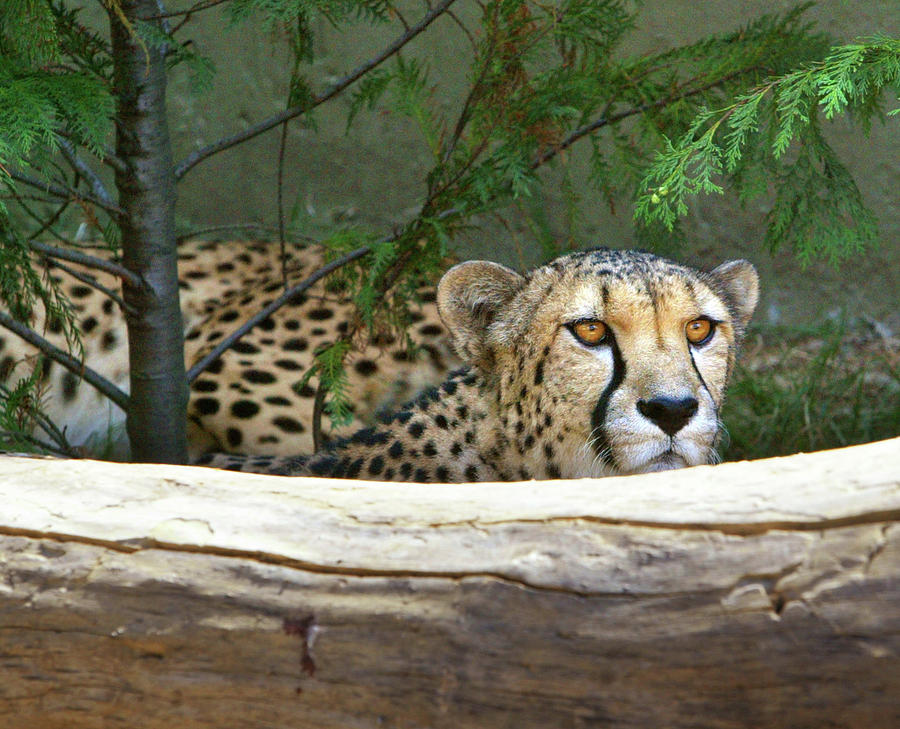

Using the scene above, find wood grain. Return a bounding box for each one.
[1,437,898,728]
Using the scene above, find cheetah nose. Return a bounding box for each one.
[637,396,699,436]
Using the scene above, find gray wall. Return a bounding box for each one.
[165,1,899,325]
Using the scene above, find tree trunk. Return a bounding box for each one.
[109,0,187,463]
[0,437,898,728]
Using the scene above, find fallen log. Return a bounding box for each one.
[0,437,898,729]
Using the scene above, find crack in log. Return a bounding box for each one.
[427,509,900,536]
[0,525,655,598]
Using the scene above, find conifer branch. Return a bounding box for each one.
[28,240,146,291]
[9,170,124,217]
[173,0,459,180]
[0,311,130,412]
[57,138,114,208]
[43,259,130,314]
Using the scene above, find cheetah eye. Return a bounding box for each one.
[686,317,716,346]
[569,319,608,347]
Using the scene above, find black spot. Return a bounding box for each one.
[311,327,327,336]
[464,465,479,481]
[232,341,260,354]
[295,383,316,398]
[284,320,301,331]
[216,262,235,272]
[456,405,468,419]
[383,468,395,480]
[544,443,555,460]
[69,285,92,298]
[274,359,302,371]
[419,324,443,337]
[534,358,544,385]
[435,466,450,481]
[273,416,305,433]
[231,400,260,419]
[308,307,334,321]
[48,315,64,334]
[442,380,458,396]
[309,455,338,476]
[202,358,223,375]
[102,299,114,315]
[101,331,117,350]
[185,270,209,280]
[354,360,378,376]
[81,316,98,334]
[423,441,438,457]
[515,421,524,434]
[388,441,404,459]
[434,414,448,429]
[284,337,309,352]
[265,395,291,406]
[186,330,202,341]
[62,371,79,401]
[524,434,535,449]
[407,421,425,438]
[392,350,411,362]
[220,310,240,322]
[399,462,413,479]
[242,369,276,384]
[259,317,276,331]
[38,358,52,382]
[450,442,462,456]
[414,468,429,482]
[464,430,475,444]
[395,411,413,424]
[226,427,243,447]
[409,311,425,323]
[368,456,385,476]
[547,463,561,479]
[194,397,220,415]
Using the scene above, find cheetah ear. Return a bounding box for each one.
[709,259,759,332]
[437,260,525,369]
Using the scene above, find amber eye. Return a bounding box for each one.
[570,319,608,347]
[686,318,715,345]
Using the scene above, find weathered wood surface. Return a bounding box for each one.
[0,437,898,729]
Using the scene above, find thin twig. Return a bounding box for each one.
[57,138,114,208]
[0,311,130,412]
[138,0,231,20]
[174,0,459,180]
[0,429,78,458]
[26,201,72,241]
[43,259,130,314]
[185,246,371,382]
[531,69,758,170]
[9,170,124,217]
[175,223,318,243]
[28,240,146,291]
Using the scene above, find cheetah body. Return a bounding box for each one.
[2,239,453,457]
[205,247,759,481]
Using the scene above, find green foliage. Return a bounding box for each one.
[722,322,900,460]
[635,36,899,263]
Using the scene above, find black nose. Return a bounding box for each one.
[637,396,698,436]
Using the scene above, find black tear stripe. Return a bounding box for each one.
[590,335,626,468]
[688,347,718,426]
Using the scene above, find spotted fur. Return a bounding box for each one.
[200,247,759,481]
[1,240,454,457]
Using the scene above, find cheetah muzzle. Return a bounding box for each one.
[199,247,759,481]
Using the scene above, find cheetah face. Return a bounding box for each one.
[438,248,758,479]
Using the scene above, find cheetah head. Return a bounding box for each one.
[437,248,758,478]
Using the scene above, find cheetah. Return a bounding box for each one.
[0,239,454,457]
[200,247,759,481]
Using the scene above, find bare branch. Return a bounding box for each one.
[57,138,114,208]
[138,0,231,20]
[28,240,146,291]
[43,259,131,314]
[186,246,371,382]
[9,170,124,217]
[174,0,460,180]
[0,311,130,412]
